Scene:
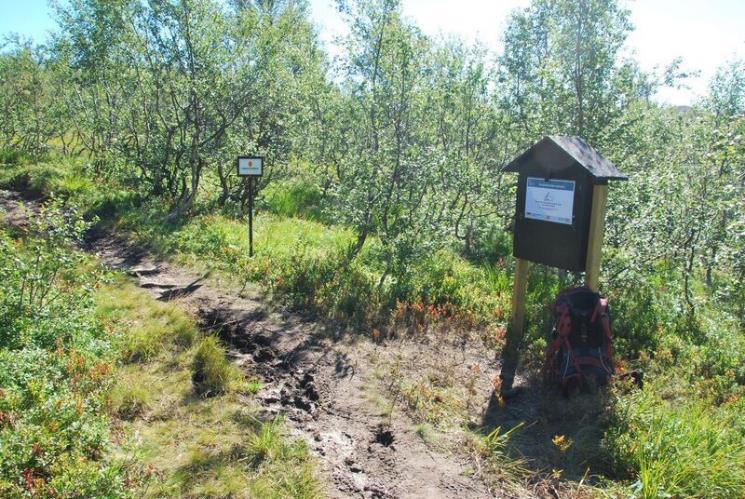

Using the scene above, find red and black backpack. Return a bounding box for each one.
[544,286,615,394]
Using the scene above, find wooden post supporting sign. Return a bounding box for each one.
[499,136,627,396]
[510,258,531,343]
[584,184,608,292]
[500,257,531,390]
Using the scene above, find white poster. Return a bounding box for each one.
[238,157,263,176]
[525,177,575,225]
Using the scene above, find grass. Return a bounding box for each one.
[110,195,517,332]
[192,336,241,396]
[413,423,437,444]
[604,372,745,498]
[260,175,329,223]
[98,283,198,362]
[0,159,94,201]
[110,380,152,420]
[1,160,515,329]
[398,376,466,427]
[465,423,529,495]
[98,281,321,498]
[4,158,745,496]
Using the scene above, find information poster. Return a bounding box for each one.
[525,177,575,225]
[238,157,263,176]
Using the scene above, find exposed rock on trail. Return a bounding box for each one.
[1,190,492,498]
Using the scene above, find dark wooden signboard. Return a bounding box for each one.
[498,136,628,393]
[504,136,627,272]
[513,172,593,271]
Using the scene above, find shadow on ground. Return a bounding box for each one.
[480,375,611,482]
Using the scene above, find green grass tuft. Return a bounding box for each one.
[466,423,528,492]
[260,177,327,223]
[605,376,745,498]
[191,336,239,397]
[99,283,197,362]
[110,382,151,420]
[246,379,263,394]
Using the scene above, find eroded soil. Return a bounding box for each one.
[1,191,494,498]
[1,190,611,499]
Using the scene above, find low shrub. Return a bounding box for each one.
[269,242,345,309]
[604,380,745,498]
[0,217,129,495]
[609,277,664,359]
[321,261,379,323]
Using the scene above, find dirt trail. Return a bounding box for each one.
[1,190,495,498]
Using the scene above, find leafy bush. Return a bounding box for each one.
[605,379,745,498]
[321,261,379,323]
[269,242,345,308]
[610,278,665,359]
[470,222,513,264]
[261,177,327,222]
[0,213,129,495]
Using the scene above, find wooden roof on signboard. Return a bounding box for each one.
[503,135,628,182]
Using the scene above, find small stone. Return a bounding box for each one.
[127,266,159,276]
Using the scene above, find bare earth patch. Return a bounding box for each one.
[1,190,612,498]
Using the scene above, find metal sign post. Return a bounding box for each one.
[237,156,264,257]
[248,177,254,257]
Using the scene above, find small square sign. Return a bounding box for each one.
[524,177,575,225]
[237,156,263,176]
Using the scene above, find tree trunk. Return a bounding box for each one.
[347,229,368,264]
[218,160,230,205]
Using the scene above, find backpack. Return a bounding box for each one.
[543,286,614,394]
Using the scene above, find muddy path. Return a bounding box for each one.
[1,190,499,498]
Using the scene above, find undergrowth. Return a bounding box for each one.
[192,336,241,397]
[603,349,745,498]
[99,281,320,498]
[0,207,128,496]
[0,195,320,497]
[3,159,745,496]
[466,423,529,496]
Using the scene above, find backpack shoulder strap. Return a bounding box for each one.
[591,296,614,360]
